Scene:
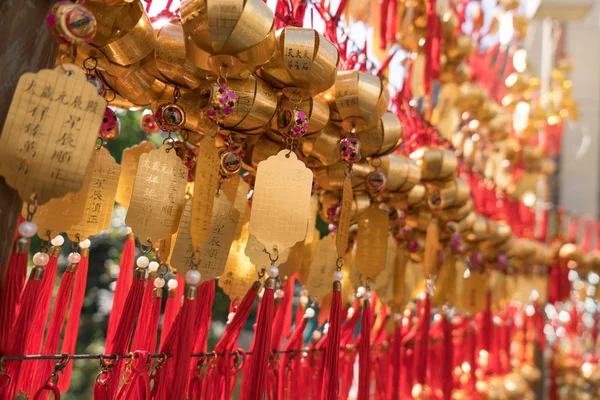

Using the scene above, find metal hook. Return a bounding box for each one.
[83,56,98,72]
[0,356,11,388]
[262,247,279,264]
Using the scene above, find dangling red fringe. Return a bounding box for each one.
[357,299,372,400]
[0,234,28,354]
[278,316,308,399]
[115,350,151,400]
[442,315,453,400]
[59,250,89,392]
[321,282,342,399]
[191,279,216,354]
[160,274,184,349]
[107,234,135,344]
[1,262,50,399]
[414,295,431,386]
[131,276,161,353]
[244,280,276,400]
[199,281,259,399]
[103,268,146,398]
[391,322,403,400]
[11,247,60,397]
[271,275,295,352]
[30,266,76,396]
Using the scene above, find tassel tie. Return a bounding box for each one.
[115,351,151,400]
[321,278,343,399]
[244,270,277,400]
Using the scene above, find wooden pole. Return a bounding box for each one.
[0,0,58,289]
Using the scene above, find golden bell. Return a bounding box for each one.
[437,198,473,222]
[428,178,470,209]
[155,20,208,89]
[181,0,276,78]
[559,243,582,264]
[325,70,389,132]
[379,154,421,192]
[464,215,492,242]
[153,88,213,133]
[87,1,156,66]
[243,134,286,170]
[386,183,427,210]
[405,210,433,231]
[318,190,370,223]
[356,111,403,157]
[303,124,342,166]
[410,147,458,181]
[259,27,339,97]
[313,161,373,191]
[265,94,329,142]
[199,76,277,133]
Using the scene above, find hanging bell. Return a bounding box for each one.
[409,147,458,181]
[379,154,421,193]
[356,111,403,157]
[46,1,97,45]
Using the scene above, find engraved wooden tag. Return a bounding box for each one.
[278,240,305,279]
[0,65,106,205]
[221,221,259,301]
[220,173,240,203]
[371,234,397,302]
[115,141,155,209]
[233,180,250,240]
[355,206,389,280]
[305,194,319,245]
[171,199,195,277]
[67,147,120,240]
[245,233,290,272]
[336,175,352,257]
[305,233,338,300]
[126,146,187,242]
[191,136,220,249]
[30,190,87,236]
[249,150,313,252]
[198,194,240,281]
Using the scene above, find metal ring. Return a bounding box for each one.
[371,157,382,168]
[190,249,201,268]
[218,64,229,81]
[231,349,246,374]
[83,56,98,72]
[140,238,153,254]
[95,137,105,150]
[104,89,116,103]
[162,135,175,152]
[60,53,76,76]
[173,87,181,102]
[27,195,38,220]
[262,247,279,263]
[336,256,344,270]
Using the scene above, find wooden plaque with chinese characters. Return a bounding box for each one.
[245,233,290,272]
[0,65,106,204]
[191,136,220,249]
[304,233,338,300]
[171,199,195,276]
[67,147,121,240]
[126,146,187,242]
[371,234,397,302]
[249,150,313,252]
[115,141,155,209]
[220,222,259,301]
[29,190,87,236]
[198,194,240,282]
[336,176,352,257]
[355,206,389,280]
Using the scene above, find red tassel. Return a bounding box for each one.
[357,298,372,400]
[160,274,183,349]
[103,266,146,398]
[415,295,431,385]
[442,314,453,400]
[278,316,308,399]
[0,237,28,354]
[244,277,276,400]
[131,275,162,353]
[1,259,53,399]
[30,266,76,396]
[107,234,135,344]
[59,249,89,392]
[191,279,216,354]
[115,350,151,400]
[321,281,342,399]
[271,275,295,352]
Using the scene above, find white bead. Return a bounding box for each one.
[33,252,49,266]
[312,331,321,341]
[79,239,91,249]
[136,256,149,268]
[68,252,81,264]
[50,235,65,247]
[267,266,279,278]
[347,308,355,319]
[323,323,330,334]
[356,286,366,297]
[18,221,37,238]
[167,279,178,290]
[148,261,160,272]
[300,295,308,306]
[228,312,235,322]
[275,289,285,299]
[185,269,201,285]
[304,308,315,319]
[333,271,343,281]
[126,227,132,234]
[365,291,372,300]
[154,277,166,288]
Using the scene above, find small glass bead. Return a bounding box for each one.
[299,295,308,306]
[18,221,37,238]
[167,279,179,290]
[68,252,81,264]
[312,331,322,341]
[148,261,160,272]
[228,312,235,322]
[304,308,315,319]
[51,235,65,247]
[79,239,91,249]
[333,271,343,281]
[33,252,49,266]
[267,266,279,278]
[347,308,355,318]
[356,286,366,297]
[154,277,166,288]
[136,256,150,269]
[185,269,201,285]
